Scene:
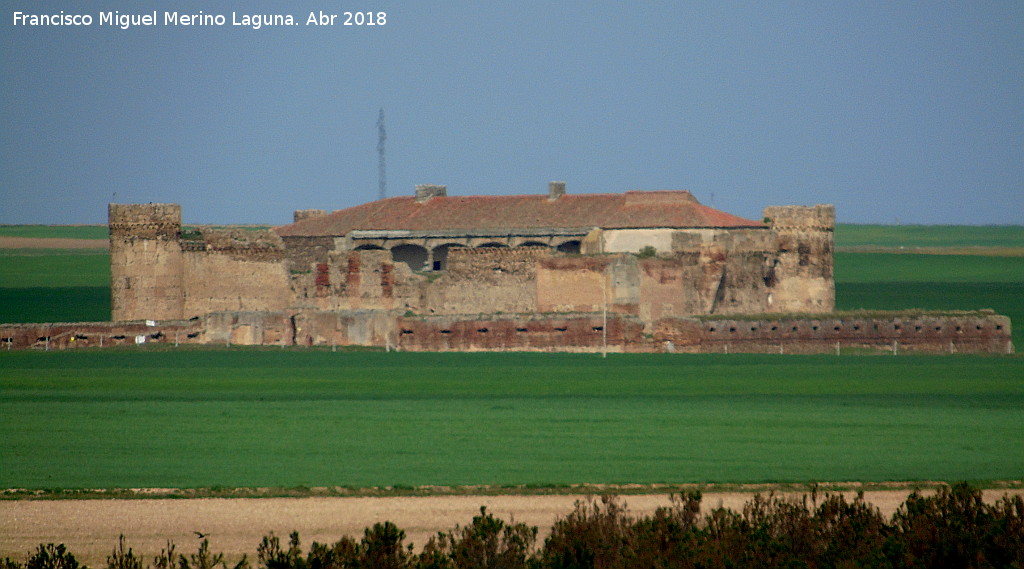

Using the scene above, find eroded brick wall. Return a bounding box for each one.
[0,320,204,350]
[394,313,644,352]
[653,312,1012,354]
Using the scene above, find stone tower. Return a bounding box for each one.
[762,204,835,313]
[108,203,185,321]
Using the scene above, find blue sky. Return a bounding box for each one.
[2,1,1021,225]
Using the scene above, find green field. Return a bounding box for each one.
[1,350,1022,489]
[1,225,1022,490]
[0,225,108,240]
[0,252,110,323]
[834,224,1024,249]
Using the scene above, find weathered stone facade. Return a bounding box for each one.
[72,187,1009,355]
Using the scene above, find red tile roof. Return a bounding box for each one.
[275,190,765,237]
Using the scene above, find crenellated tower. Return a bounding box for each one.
[108,203,185,321]
[762,204,835,313]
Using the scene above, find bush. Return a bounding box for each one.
[107,536,143,569]
[7,484,1024,569]
[26,545,81,569]
[422,506,536,569]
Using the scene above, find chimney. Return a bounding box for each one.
[415,184,447,203]
[548,181,566,201]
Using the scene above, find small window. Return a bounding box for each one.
[401,329,414,335]
[516,328,528,332]
[592,326,604,332]
[477,328,489,333]
[440,329,451,334]
[554,327,567,332]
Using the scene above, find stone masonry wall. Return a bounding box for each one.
[0,320,204,350]
[762,204,835,313]
[394,313,644,352]
[425,247,547,315]
[653,311,1012,354]
[109,204,185,321]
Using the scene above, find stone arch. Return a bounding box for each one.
[431,243,464,271]
[477,242,508,248]
[391,243,429,271]
[556,240,581,254]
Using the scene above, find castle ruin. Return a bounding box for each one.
[1,183,1012,353]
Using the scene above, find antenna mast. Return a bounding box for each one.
[377,108,387,200]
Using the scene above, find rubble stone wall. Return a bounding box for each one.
[109,204,185,322]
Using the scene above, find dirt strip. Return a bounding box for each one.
[3,490,1022,566]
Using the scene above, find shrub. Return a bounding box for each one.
[257,532,305,569]
[26,545,81,569]
[107,536,142,569]
[424,506,536,569]
[360,522,411,569]
[541,495,631,569]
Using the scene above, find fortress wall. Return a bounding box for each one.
[280,236,336,272]
[636,258,706,323]
[394,313,644,352]
[181,250,291,318]
[324,250,422,312]
[653,312,1013,354]
[204,311,294,346]
[536,256,611,313]
[763,205,835,313]
[425,247,545,315]
[108,204,185,321]
[0,320,204,351]
[291,309,399,347]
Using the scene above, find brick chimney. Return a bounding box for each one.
[548,181,566,201]
[415,184,447,203]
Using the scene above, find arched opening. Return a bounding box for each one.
[477,242,508,248]
[518,241,549,248]
[431,243,464,271]
[391,244,429,271]
[556,240,581,254]
[354,244,385,251]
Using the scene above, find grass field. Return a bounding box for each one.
[1,225,1022,490]
[0,225,108,240]
[1,350,1022,489]
[0,251,110,323]
[834,224,1024,250]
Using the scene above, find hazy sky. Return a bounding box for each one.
[2,1,1022,225]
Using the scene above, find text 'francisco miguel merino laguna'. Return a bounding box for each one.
[12,11,387,30]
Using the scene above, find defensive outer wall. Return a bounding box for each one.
[0,201,1014,354]
[2,311,1013,354]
